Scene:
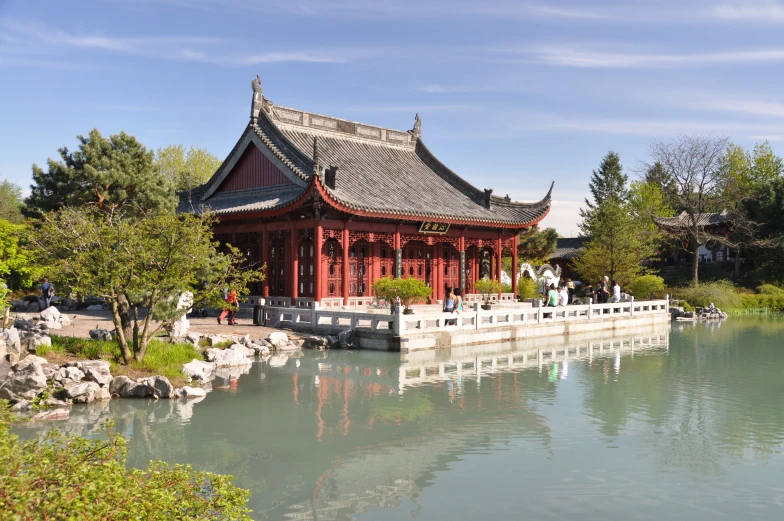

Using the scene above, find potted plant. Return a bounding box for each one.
[474,277,501,310]
[372,276,431,314]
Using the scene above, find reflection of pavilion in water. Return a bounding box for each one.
[271,327,669,521]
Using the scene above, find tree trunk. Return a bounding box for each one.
[2,306,9,331]
[131,305,139,355]
[117,293,133,346]
[692,238,700,285]
[734,248,742,277]
[110,298,132,364]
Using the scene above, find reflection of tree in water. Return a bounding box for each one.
[580,318,784,474]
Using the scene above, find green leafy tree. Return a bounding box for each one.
[31,208,264,363]
[0,402,252,520]
[574,201,651,288]
[0,220,43,309]
[644,162,679,211]
[23,128,176,219]
[372,276,432,312]
[156,145,222,192]
[628,180,673,252]
[0,180,23,223]
[474,277,502,304]
[517,275,539,300]
[743,177,784,282]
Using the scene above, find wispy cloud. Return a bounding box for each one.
[0,19,368,67]
[514,44,784,68]
[545,117,783,138]
[694,99,784,118]
[713,1,784,22]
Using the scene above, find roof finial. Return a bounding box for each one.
[250,75,263,121]
[410,113,422,139]
[313,136,321,174]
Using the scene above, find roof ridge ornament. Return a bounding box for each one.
[410,113,422,139]
[312,136,321,175]
[250,75,263,122]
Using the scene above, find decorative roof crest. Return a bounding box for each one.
[250,75,263,121]
[410,113,422,139]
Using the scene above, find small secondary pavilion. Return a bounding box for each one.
[180,77,553,308]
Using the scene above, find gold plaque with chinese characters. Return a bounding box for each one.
[418,222,450,234]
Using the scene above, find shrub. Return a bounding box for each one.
[474,277,501,303]
[517,276,540,300]
[0,400,252,520]
[501,283,513,293]
[629,275,666,300]
[676,281,741,310]
[757,284,784,295]
[371,276,431,311]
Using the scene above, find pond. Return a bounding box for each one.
[14,318,784,521]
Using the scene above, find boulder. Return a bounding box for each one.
[143,375,174,399]
[59,298,77,311]
[204,345,253,367]
[338,328,356,348]
[2,327,22,363]
[63,381,101,403]
[10,400,32,413]
[31,409,70,421]
[185,331,203,346]
[268,331,289,345]
[248,343,270,356]
[11,300,28,312]
[55,366,86,385]
[89,329,114,341]
[177,386,207,398]
[182,359,215,382]
[208,334,230,346]
[42,396,70,408]
[40,306,60,322]
[109,375,150,398]
[0,338,6,361]
[59,314,71,327]
[86,304,105,311]
[13,318,35,331]
[27,302,40,313]
[93,386,111,401]
[79,360,113,386]
[21,332,51,353]
[0,363,48,402]
[14,355,49,371]
[302,336,329,349]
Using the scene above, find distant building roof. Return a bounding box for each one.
[551,237,584,259]
[652,210,731,229]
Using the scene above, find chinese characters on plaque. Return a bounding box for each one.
[418,222,450,234]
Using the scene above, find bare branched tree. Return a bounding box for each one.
[649,135,729,284]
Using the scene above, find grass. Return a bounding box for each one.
[39,335,202,387]
[197,338,234,349]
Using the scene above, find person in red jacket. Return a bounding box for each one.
[218,288,239,325]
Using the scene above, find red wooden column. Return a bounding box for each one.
[394,225,401,278]
[435,243,444,302]
[511,233,518,300]
[262,225,269,297]
[314,222,323,305]
[458,235,466,292]
[342,224,349,305]
[496,236,503,299]
[370,240,380,288]
[290,223,299,301]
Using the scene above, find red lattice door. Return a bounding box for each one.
[402,241,433,288]
[268,235,287,296]
[322,239,342,298]
[443,243,460,293]
[464,245,477,293]
[349,240,370,296]
[378,242,394,279]
[298,239,315,297]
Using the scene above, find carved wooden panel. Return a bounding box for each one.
[322,239,342,297]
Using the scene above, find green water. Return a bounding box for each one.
[14,318,784,520]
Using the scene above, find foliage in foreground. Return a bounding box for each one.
[0,401,252,520]
[474,277,501,302]
[629,275,666,300]
[517,275,540,300]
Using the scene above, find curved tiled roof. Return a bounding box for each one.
[189,87,552,227]
[653,210,731,229]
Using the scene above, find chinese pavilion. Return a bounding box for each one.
[179,76,553,308]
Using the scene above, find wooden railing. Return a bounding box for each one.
[260,297,669,336]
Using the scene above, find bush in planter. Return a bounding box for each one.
[474,277,501,304]
[372,276,431,312]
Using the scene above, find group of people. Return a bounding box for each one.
[583,276,622,304]
[544,276,622,307]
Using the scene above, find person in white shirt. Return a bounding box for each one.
[558,285,569,306]
[611,280,621,303]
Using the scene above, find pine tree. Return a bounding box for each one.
[584,151,627,210]
[23,129,176,219]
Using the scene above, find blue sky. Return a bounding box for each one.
[1,0,783,235]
